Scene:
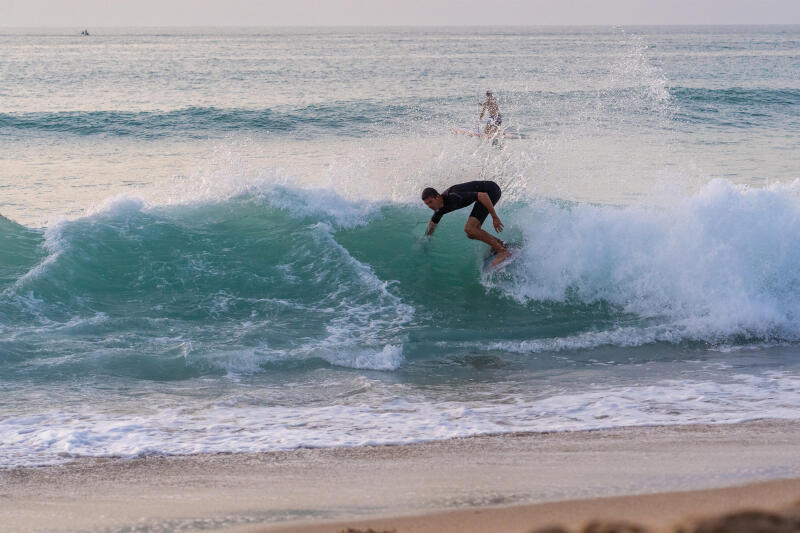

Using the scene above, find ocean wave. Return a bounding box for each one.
[489,179,800,343]
[670,86,800,127]
[3,179,800,379]
[5,86,792,140]
[0,187,411,374]
[0,215,45,290]
[0,101,417,139]
[671,86,800,107]
[7,85,789,141]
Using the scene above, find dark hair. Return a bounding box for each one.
[421,187,439,201]
[486,91,492,96]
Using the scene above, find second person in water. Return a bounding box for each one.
[479,91,502,135]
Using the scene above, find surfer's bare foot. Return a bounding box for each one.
[491,249,511,266]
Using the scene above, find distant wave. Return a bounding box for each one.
[3,86,798,139]
[670,86,800,127]
[0,102,418,139]
[671,86,800,107]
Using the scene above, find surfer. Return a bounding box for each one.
[479,91,502,135]
[422,180,510,266]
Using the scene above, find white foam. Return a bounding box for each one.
[447,325,681,354]
[320,344,405,371]
[489,179,800,344]
[2,371,799,468]
[257,222,413,371]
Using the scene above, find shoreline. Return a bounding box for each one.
[3,420,800,532]
[4,417,798,472]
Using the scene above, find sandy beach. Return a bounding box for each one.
[3,420,800,532]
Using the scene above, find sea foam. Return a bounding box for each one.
[490,179,800,345]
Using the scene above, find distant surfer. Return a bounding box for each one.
[422,180,510,266]
[479,91,501,135]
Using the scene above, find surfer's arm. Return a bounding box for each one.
[477,192,504,232]
[478,101,486,119]
[425,221,437,236]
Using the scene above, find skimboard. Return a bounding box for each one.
[452,127,485,138]
[452,127,525,140]
[483,244,521,273]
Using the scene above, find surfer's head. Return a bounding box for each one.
[421,187,443,210]
[486,90,493,97]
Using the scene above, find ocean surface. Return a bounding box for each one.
[2,26,800,468]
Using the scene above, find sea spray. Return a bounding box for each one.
[490,179,800,344]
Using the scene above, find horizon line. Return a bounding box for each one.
[3,23,800,29]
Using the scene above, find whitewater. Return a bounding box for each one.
[2,26,800,467]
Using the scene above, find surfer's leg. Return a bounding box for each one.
[464,217,506,255]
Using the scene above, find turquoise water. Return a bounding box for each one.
[2,26,800,467]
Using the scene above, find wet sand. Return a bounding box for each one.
[264,478,800,533]
[3,420,800,532]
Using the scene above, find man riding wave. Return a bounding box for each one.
[422,180,510,266]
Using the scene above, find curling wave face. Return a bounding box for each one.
[4,179,800,380]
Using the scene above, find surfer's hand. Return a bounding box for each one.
[492,215,504,232]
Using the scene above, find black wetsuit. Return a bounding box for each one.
[430,181,501,225]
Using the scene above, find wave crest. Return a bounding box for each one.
[490,179,800,342]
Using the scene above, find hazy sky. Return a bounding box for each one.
[2,0,800,27]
